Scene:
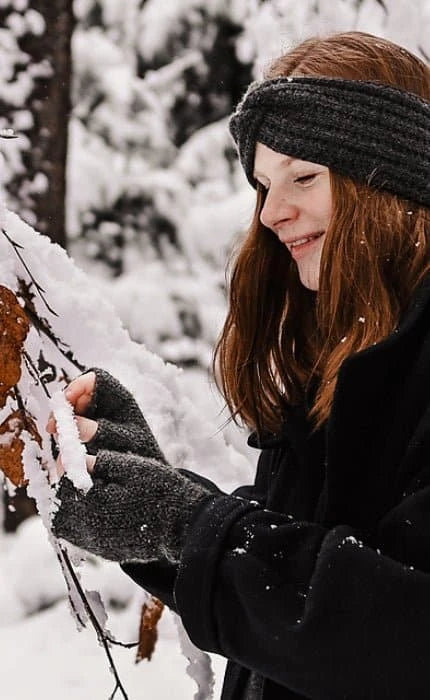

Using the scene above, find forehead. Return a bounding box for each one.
[253,141,323,176]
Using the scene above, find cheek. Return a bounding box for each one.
[309,234,326,263]
[312,182,332,224]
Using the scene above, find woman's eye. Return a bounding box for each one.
[294,174,317,185]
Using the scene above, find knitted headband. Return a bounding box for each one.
[229,76,430,208]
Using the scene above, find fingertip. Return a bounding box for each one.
[56,454,65,478]
[46,418,57,434]
[86,455,97,474]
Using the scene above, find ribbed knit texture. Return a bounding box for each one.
[53,450,212,563]
[85,368,168,463]
[229,76,430,207]
[52,368,212,563]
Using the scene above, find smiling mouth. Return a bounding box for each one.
[288,232,325,249]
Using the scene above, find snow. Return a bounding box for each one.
[49,390,91,492]
[0,602,226,699]
[24,8,46,35]
[174,615,216,700]
[137,0,208,61]
[0,202,247,697]
[1,1,429,697]
[0,515,226,698]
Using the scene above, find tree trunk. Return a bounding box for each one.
[0,1,74,532]
[0,0,74,248]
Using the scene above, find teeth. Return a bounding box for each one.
[290,237,311,248]
[290,232,323,248]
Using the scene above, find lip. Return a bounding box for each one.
[284,232,325,260]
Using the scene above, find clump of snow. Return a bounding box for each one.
[174,613,215,700]
[2,516,65,617]
[0,205,253,697]
[49,390,91,492]
[0,209,254,489]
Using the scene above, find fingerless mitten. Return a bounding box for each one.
[52,449,213,563]
[83,368,167,463]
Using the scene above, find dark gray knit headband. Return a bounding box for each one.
[229,76,430,207]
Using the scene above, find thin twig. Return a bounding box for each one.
[23,351,52,397]
[374,0,388,13]
[109,682,120,700]
[1,228,58,316]
[106,636,139,649]
[20,294,86,372]
[56,551,88,628]
[59,547,132,700]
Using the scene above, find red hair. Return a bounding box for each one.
[214,32,430,434]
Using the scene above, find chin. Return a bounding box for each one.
[298,269,319,292]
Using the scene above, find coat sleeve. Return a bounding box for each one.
[119,464,268,608]
[174,465,430,700]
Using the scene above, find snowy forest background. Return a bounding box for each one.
[0,1,429,698]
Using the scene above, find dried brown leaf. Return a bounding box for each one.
[0,285,29,409]
[136,596,164,663]
[0,410,41,487]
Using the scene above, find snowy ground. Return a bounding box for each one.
[0,363,249,700]
[0,518,226,700]
[0,361,245,700]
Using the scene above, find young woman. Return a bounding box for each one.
[50,32,430,699]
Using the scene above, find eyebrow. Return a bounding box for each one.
[253,156,298,179]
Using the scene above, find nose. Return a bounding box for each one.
[260,189,299,232]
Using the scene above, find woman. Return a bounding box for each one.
[51,32,430,699]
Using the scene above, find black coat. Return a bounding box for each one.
[123,274,430,699]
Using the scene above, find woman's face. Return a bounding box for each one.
[254,142,332,291]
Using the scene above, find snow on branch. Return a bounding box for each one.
[0,201,246,698]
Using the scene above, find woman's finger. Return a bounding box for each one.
[64,371,96,415]
[75,416,98,443]
[46,415,97,443]
[46,413,57,434]
[56,453,96,478]
[86,455,96,474]
[56,454,65,479]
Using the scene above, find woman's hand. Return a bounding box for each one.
[64,371,96,415]
[47,367,168,464]
[52,450,212,563]
[46,371,98,444]
[54,451,96,479]
[46,414,98,445]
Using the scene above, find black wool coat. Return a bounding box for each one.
[122,274,430,700]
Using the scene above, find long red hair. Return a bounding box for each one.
[214,32,430,435]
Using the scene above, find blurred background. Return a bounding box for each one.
[0,1,428,697]
[1,0,429,378]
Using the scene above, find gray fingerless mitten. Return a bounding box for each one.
[52,450,213,563]
[83,368,167,464]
